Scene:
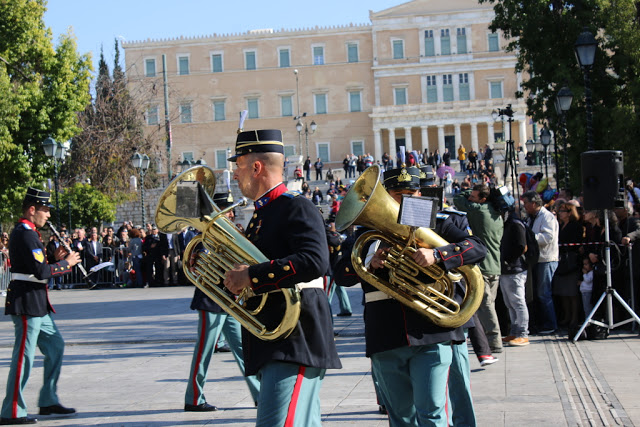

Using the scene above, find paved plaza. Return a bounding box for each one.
[1,286,639,426]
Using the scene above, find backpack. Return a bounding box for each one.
[514,217,539,266]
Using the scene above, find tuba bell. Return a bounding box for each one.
[335,164,484,329]
[155,165,301,341]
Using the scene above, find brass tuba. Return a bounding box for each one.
[155,165,301,341]
[335,164,484,329]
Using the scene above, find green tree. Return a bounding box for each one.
[0,0,92,223]
[478,0,640,190]
[60,183,116,229]
[66,39,161,201]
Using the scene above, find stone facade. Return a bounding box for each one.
[122,0,534,180]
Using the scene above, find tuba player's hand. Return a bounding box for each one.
[411,247,436,267]
[224,263,251,295]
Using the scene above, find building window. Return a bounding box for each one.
[424,30,435,57]
[281,95,293,117]
[440,29,451,55]
[145,59,156,77]
[443,74,453,102]
[178,56,189,75]
[392,39,404,59]
[279,48,290,68]
[459,73,470,101]
[313,46,324,65]
[314,93,327,114]
[215,149,227,169]
[245,51,256,70]
[284,145,296,158]
[426,76,437,103]
[213,100,225,121]
[490,81,503,99]
[182,152,194,163]
[457,28,467,54]
[211,54,223,72]
[394,87,407,105]
[247,98,259,118]
[488,33,500,52]
[318,143,330,162]
[351,140,364,157]
[180,103,192,123]
[349,91,362,112]
[347,43,358,63]
[146,105,158,125]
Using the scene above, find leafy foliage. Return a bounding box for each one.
[478,0,640,190]
[0,0,92,223]
[64,40,163,201]
[59,183,116,229]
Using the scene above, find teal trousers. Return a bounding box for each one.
[185,311,260,406]
[448,333,476,426]
[1,314,64,419]
[371,343,453,427]
[256,361,325,427]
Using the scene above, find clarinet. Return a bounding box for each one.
[47,221,90,279]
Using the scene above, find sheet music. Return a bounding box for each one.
[399,196,436,229]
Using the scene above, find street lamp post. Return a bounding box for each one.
[131,152,151,225]
[540,127,552,180]
[296,116,317,160]
[574,28,597,151]
[555,85,574,189]
[42,137,67,227]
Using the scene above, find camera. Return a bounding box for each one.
[489,185,515,213]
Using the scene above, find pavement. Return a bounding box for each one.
[1,286,639,426]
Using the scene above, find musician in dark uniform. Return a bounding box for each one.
[184,192,259,412]
[1,188,81,425]
[333,166,486,426]
[223,129,341,426]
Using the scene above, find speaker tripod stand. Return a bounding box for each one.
[572,209,640,341]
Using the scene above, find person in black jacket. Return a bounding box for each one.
[223,129,341,426]
[1,188,81,425]
[499,208,531,346]
[183,193,259,412]
[333,165,487,426]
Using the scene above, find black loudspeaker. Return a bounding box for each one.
[581,150,625,210]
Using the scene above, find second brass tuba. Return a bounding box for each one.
[155,165,301,341]
[335,164,484,329]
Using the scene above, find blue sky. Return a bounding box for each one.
[44,0,403,73]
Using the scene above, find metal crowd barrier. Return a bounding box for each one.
[58,246,128,289]
[0,251,9,296]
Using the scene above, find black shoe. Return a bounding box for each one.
[0,418,37,425]
[39,404,76,416]
[336,312,352,317]
[378,405,388,414]
[184,403,218,412]
[215,345,231,353]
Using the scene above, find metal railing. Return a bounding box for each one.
[0,251,9,296]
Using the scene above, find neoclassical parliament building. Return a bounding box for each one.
[123,0,533,174]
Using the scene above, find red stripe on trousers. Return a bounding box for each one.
[284,366,306,427]
[12,316,28,418]
[191,311,207,405]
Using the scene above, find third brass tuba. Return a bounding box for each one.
[155,165,301,341]
[335,164,484,329]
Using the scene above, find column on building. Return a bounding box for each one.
[388,128,396,160]
[454,123,462,154]
[470,122,479,153]
[437,125,446,159]
[486,121,495,148]
[373,128,383,162]
[518,118,527,152]
[420,126,429,154]
[404,126,413,153]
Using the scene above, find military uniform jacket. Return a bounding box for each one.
[5,220,72,317]
[333,211,486,357]
[241,183,341,376]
